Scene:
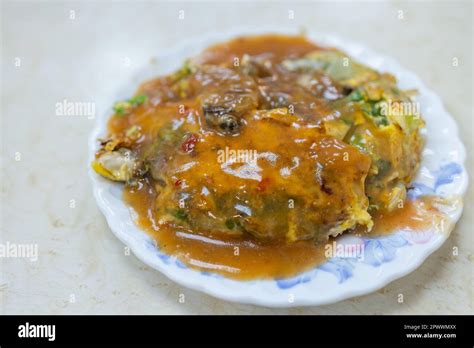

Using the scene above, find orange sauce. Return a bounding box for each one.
[192,34,320,66]
[125,181,447,280]
[364,197,447,237]
[124,181,328,279]
[107,35,441,280]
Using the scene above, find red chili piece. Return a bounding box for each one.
[181,133,198,153]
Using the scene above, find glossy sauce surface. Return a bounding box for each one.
[125,182,444,279]
[108,35,432,280]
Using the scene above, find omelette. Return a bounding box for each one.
[92,35,424,247]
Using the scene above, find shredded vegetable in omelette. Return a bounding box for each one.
[92,35,424,278]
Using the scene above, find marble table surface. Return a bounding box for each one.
[1,0,472,314]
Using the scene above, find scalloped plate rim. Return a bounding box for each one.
[88,26,468,308]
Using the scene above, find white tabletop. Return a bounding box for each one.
[1,0,472,314]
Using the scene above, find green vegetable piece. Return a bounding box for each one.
[129,95,147,106]
[172,209,188,221]
[349,133,367,153]
[376,159,391,177]
[113,95,147,116]
[225,218,236,230]
[349,90,364,102]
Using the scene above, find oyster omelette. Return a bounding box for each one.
[92,35,424,279]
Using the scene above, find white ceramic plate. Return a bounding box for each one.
[88,27,468,307]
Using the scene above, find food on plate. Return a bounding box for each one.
[92,35,424,279]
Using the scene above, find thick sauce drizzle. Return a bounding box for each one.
[125,180,327,279]
[366,197,446,236]
[125,180,446,280]
[109,35,438,280]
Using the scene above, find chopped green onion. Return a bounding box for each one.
[129,95,147,106]
[113,95,148,116]
[349,90,364,101]
[172,209,187,221]
[225,218,236,230]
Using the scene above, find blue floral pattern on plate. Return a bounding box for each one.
[408,162,462,199]
[273,161,462,289]
[89,30,468,306]
[142,162,462,289]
